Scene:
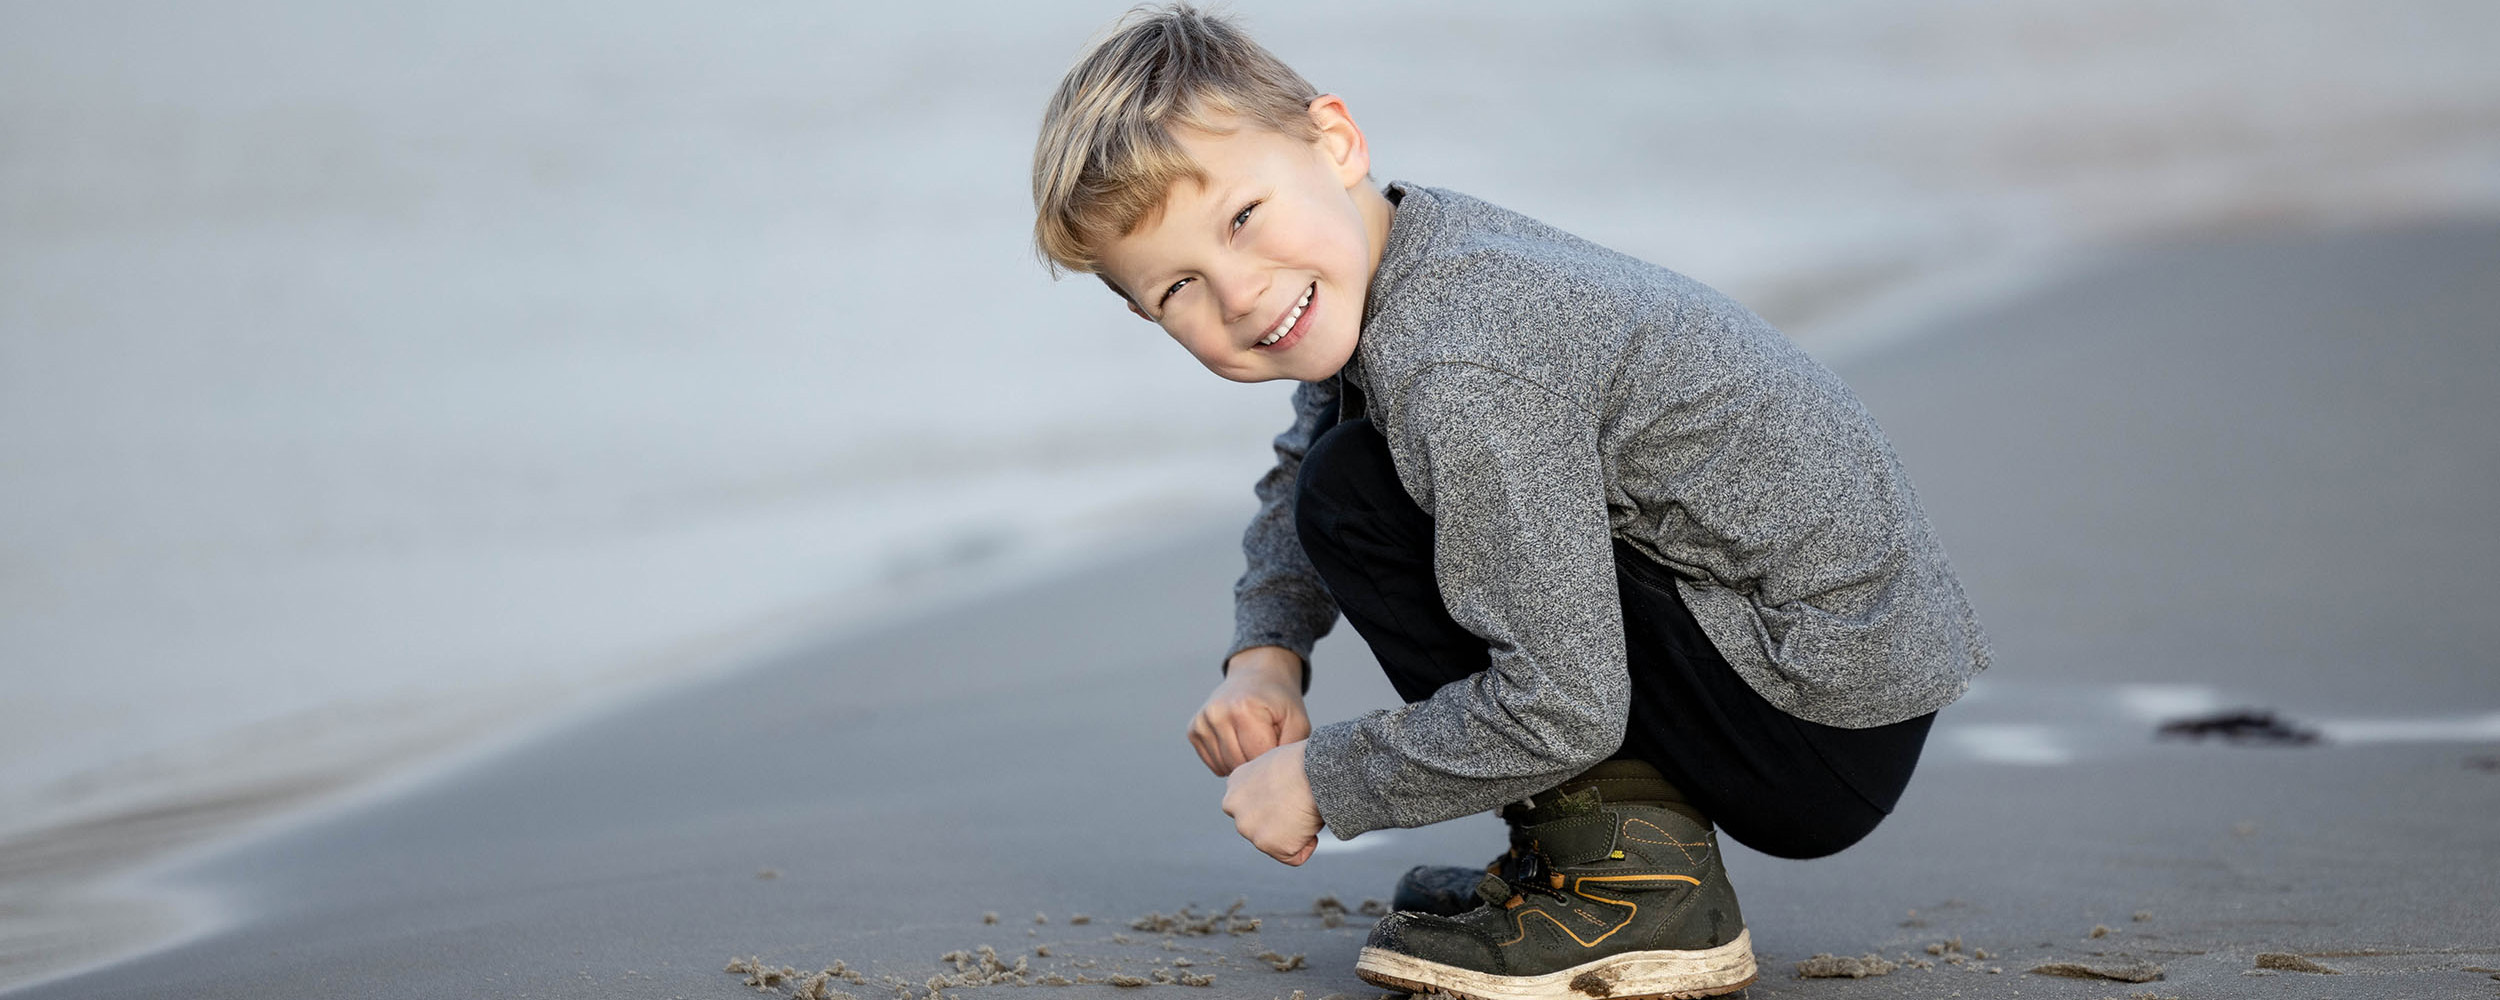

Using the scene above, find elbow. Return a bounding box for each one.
[1540,702,1628,772]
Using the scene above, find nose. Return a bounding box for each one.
[1214,269,1270,329]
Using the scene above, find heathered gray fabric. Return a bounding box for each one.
[1227,183,1990,840]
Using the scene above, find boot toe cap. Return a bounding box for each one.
[1367,911,1507,973]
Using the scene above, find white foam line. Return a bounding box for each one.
[1944,724,2074,766]
[1312,830,1403,856]
[2112,683,2227,723]
[2315,712,2500,744]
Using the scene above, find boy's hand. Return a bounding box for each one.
[1188,646,1310,776]
[1222,741,1322,865]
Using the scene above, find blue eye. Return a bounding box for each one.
[1233,202,1258,230]
[1160,277,1191,307]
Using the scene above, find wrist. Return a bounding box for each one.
[1224,646,1306,691]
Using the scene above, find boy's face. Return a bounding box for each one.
[1096,97,1389,384]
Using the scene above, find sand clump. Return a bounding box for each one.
[1132,898,1261,936]
[727,957,800,992]
[929,945,1033,988]
[1257,950,1308,972]
[792,972,856,1000]
[1794,954,1898,978]
[728,945,1042,999]
[1310,895,1391,927]
[1915,937,1994,968]
[2029,959,2165,983]
[2254,952,2340,974]
[728,957,873,998]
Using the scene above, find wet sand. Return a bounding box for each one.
[9,221,2500,999]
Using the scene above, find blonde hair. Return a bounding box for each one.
[1031,3,1321,288]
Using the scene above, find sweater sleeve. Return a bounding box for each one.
[1302,362,1631,839]
[1224,376,1344,687]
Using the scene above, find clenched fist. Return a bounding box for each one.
[1188,645,1311,776]
[1223,740,1322,865]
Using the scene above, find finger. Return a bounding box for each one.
[1254,831,1292,864]
[1188,723,1222,776]
[1250,699,1289,742]
[1237,708,1281,763]
[1259,829,1316,866]
[1190,715,1228,774]
[1212,719,1247,774]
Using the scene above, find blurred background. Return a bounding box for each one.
[4,0,2497,971]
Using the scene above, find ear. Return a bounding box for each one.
[1306,94,1372,190]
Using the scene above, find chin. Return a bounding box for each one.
[1304,334,1357,378]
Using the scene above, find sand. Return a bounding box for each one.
[2027,959,2166,983]
[2252,953,2340,974]
[1793,954,1897,979]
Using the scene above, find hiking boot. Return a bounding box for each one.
[1355,760,1755,1000]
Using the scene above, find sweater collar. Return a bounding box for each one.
[1336,181,1442,404]
[1360,180,1439,335]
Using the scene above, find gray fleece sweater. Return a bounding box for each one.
[1228,182,1990,840]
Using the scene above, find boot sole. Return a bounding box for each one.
[1355,929,1756,1000]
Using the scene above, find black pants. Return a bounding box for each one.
[1295,416,1933,860]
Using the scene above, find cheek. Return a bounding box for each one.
[1170,323,1231,364]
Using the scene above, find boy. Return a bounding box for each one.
[1030,7,1987,999]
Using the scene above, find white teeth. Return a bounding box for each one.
[1260,284,1316,346]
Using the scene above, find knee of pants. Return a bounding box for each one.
[1726,805,1889,861]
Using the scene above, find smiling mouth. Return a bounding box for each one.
[1258,282,1316,348]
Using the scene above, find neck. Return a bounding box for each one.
[1354,181,1396,276]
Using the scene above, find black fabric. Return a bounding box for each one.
[1293,415,1933,860]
